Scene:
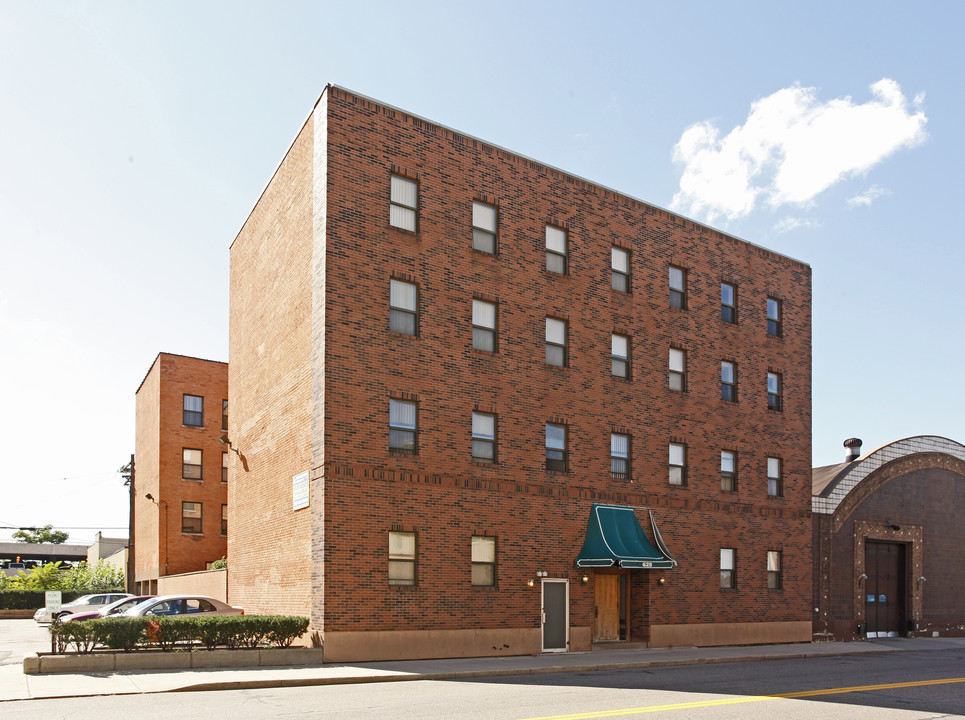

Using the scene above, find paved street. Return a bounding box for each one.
[2,649,964,719]
[3,617,965,717]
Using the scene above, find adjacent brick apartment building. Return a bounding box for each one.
[228,85,813,661]
[134,353,228,593]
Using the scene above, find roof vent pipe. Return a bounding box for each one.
[844,438,863,462]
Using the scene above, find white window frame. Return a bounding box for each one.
[389,398,417,454]
[767,550,782,589]
[546,226,568,275]
[471,411,496,463]
[472,201,497,254]
[545,317,567,367]
[721,361,737,402]
[721,449,737,492]
[669,442,686,485]
[669,266,687,309]
[388,531,416,586]
[669,348,686,392]
[611,333,630,379]
[721,282,737,323]
[611,432,629,479]
[389,279,418,336]
[390,175,417,231]
[546,422,568,472]
[767,456,782,497]
[767,372,782,411]
[471,535,496,586]
[611,246,630,292]
[720,548,735,588]
[472,299,497,352]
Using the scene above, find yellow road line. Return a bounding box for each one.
[774,676,965,698]
[516,676,965,720]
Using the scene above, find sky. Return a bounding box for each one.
[1,1,963,545]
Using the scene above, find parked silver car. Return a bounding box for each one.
[120,595,243,617]
[33,592,134,623]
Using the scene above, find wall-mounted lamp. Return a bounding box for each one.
[536,570,547,577]
[580,574,589,584]
[658,577,666,586]
[218,433,241,455]
[144,493,156,504]
[527,578,535,587]
[857,573,868,582]
[917,576,927,584]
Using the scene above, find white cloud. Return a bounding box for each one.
[773,217,820,235]
[847,185,891,208]
[671,79,927,223]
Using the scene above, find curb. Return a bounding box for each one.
[170,646,907,694]
[0,642,919,703]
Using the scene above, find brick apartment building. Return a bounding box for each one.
[134,353,228,594]
[227,85,813,661]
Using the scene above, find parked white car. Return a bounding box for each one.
[33,592,134,623]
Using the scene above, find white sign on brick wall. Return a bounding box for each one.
[293,470,310,510]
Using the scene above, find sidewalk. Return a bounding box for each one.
[3,636,964,703]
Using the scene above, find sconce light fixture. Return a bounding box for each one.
[858,573,868,582]
[218,433,241,455]
[917,576,927,584]
[658,577,666,586]
[580,574,589,584]
[527,578,535,587]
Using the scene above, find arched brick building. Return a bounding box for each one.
[812,436,965,641]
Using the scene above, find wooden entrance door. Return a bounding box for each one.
[865,542,905,638]
[594,573,628,641]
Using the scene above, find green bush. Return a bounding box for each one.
[94,616,150,652]
[148,616,199,651]
[0,589,87,610]
[262,616,310,648]
[46,613,311,653]
[194,615,234,651]
[54,620,99,654]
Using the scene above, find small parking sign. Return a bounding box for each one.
[45,591,62,615]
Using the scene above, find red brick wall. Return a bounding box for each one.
[230,86,812,646]
[134,354,228,585]
[316,88,811,635]
[227,113,314,616]
[816,459,965,639]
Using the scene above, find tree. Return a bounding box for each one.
[61,561,125,592]
[5,561,64,590]
[12,524,69,544]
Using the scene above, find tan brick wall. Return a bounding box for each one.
[134,354,228,586]
[227,113,314,616]
[158,568,227,602]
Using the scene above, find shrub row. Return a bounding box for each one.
[0,590,88,610]
[52,615,310,654]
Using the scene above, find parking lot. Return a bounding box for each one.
[0,619,51,666]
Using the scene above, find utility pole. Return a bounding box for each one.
[120,455,135,594]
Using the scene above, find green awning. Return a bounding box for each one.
[575,504,677,569]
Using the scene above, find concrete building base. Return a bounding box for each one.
[649,621,812,648]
